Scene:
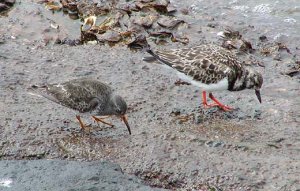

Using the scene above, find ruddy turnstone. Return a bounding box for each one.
[31,78,131,134]
[145,44,263,111]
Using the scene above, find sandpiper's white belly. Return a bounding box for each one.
[176,71,229,92]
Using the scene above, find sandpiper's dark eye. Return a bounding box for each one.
[116,108,121,114]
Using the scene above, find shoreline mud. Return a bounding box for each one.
[0,0,299,190]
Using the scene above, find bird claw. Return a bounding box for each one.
[218,105,234,111]
[76,115,92,132]
[92,116,114,127]
[203,103,233,111]
[203,103,219,109]
[207,93,234,112]
[79,125,92,136]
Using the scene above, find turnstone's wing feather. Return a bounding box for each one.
[149,45,243,84]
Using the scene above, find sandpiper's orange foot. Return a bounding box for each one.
[75,115,92,133]
[92,116,114,127]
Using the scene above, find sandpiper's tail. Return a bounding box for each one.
[28,84,61,104]
[27,84,46,97]
[29,84,49,94]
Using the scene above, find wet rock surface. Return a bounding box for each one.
[0,160,163,190]
[0,0,300,190]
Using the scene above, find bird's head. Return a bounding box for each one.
[111,94,128,115]
[244,68,263,103]
[109,94,131,135]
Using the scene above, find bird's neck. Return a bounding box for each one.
[97,96,114,116]
[229,68,248,91]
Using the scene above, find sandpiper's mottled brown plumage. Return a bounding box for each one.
[31,78,131,134]
[146,44,263,111]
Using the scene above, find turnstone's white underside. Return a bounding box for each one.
[177,71,229,92]
[158,55,230,92]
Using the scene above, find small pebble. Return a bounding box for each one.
[205,140,224,148]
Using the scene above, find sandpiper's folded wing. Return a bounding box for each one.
[31,79,112,113]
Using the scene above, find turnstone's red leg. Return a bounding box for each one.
[208,93,233,111]
[76,115,89,130]
[92,116,114,127]
[202,91,218,108]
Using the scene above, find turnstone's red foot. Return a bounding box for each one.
[202,91,233,111]
[30,78,131,135]
[145,44,263,111]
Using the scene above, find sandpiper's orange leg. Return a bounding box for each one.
[92,116,114,127]
[208,93,233,111]
[202,91,218,108]
[76,115,89,130]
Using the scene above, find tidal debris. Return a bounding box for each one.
[40,0,189,48]
[0,0,15,14]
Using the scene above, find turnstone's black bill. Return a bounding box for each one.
[145,44,263,111]
[30,78,131,134]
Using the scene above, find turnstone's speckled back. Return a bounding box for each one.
[31,78,131,134]
[146,44,263,111]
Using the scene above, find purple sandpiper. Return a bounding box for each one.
[31,78,131,134]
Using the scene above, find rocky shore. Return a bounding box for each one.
[0,0,299,190]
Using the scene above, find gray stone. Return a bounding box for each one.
[0,160,163,191]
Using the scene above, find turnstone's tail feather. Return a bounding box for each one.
[146,48,173,68]
[147,46,239,85]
